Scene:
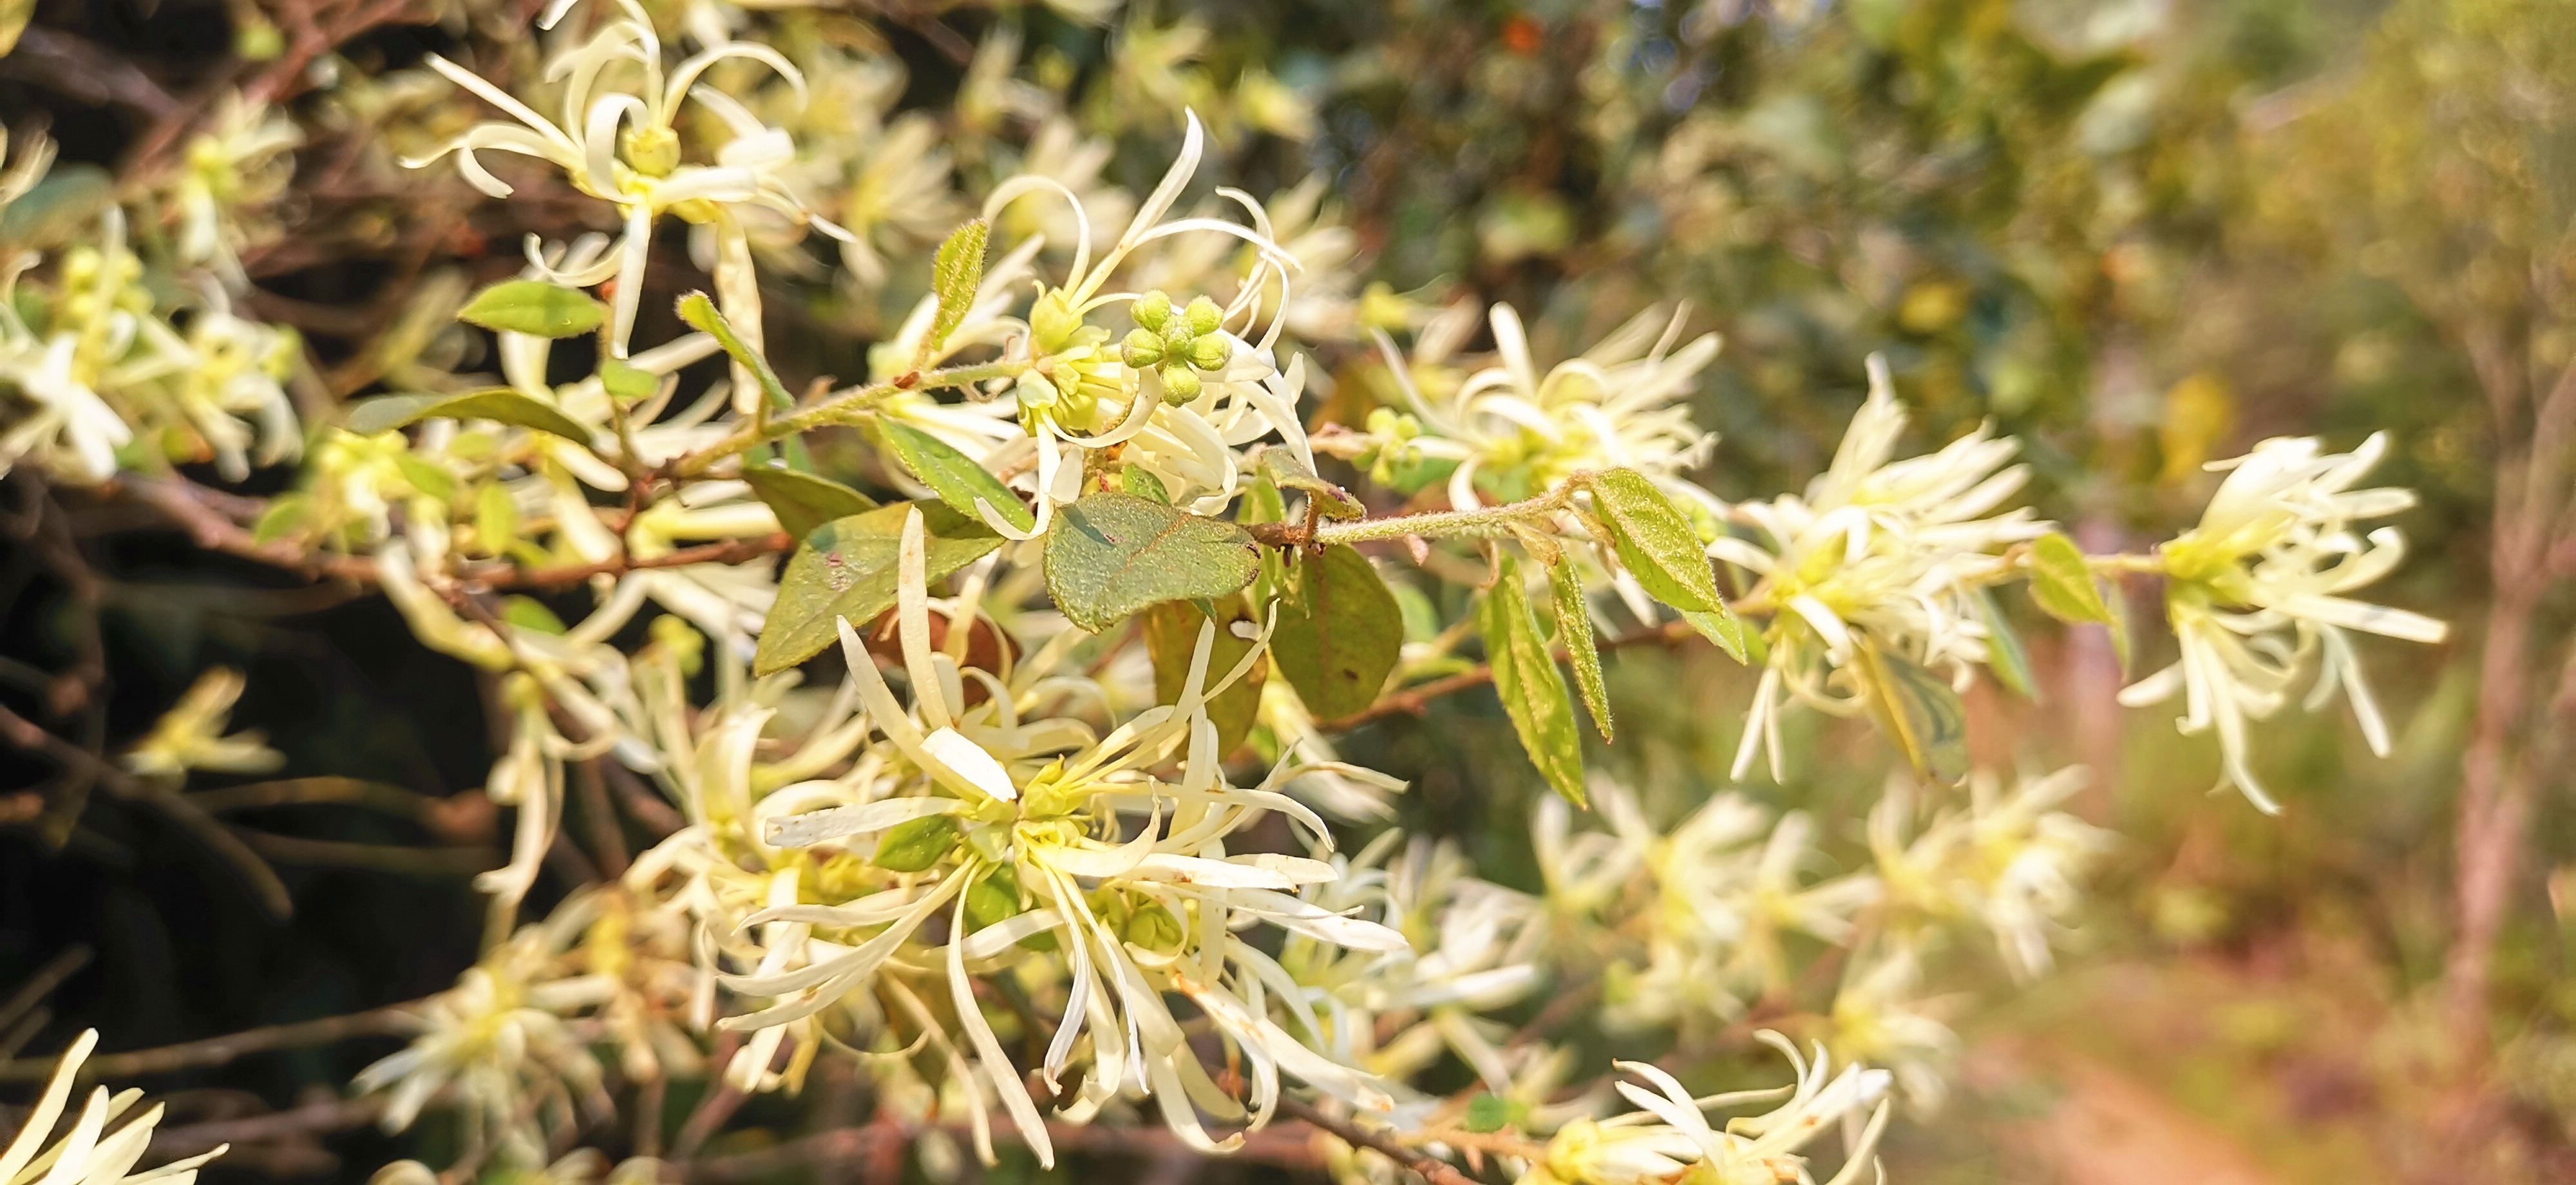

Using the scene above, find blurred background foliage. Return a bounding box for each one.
[6,0,2575,1180]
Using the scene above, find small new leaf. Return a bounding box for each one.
[459,280,605,338]
[743,466,878,543]
[675,292,793,412]
[1142,597,1265,756]
[918,218,989,369]
[1548,556,1613,742]
[345,389,593,442]
[1586,469,1746,659]
[1045,493,1260,633]
[2027,533,2113,625]
[1274,545,1402,721]
[1258,450,1365,520]
[599,359,658,403]
[879,419,1035,532]
[1970,586,2039,701]
[1855,643,1969,784]
[1481,554,1587,808]
[753,502,1004,674]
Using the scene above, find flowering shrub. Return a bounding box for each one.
[0,1,2459,1181]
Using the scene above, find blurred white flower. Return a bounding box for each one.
[0,1030,227,1185]
[124,667,284,782]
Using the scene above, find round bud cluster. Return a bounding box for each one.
[1120,290,1231,405]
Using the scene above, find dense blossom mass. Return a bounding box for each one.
[0,0,2454,1182]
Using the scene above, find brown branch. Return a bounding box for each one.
[677,1117,1325,1183]
[0,1003,422,1082]
[0,947,92,1036]
[1274,1097,1478,1185]
[0,28,184,120]
[149,1095,388,1159]
[231,828,498,877]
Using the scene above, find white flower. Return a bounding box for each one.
[0,1030,227,1185]
[1710,355,2046,781]
[123,667,284,782]
[2119,432,2448,811]
[1522,1034,1889,1185]
[1869,767,2107,981]
[406,0,848,403]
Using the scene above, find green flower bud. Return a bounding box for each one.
[1186,334,1230,372]
[620,125,681,178]
[1122,898,1186,954]
[1159,363,1201,404]
[1133,290,1173,333]
[1162,319,1194,353]
[1122,328,1166,369]
[1030,290,1083,352]
[1184,295,1222,337]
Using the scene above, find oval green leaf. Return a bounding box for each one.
[1481,554,1587,808]
[1548,556,1613,743]
[1044,493,1259,634]
[459,280,606,338]
[743,466,878,544]
[879,419,1035,533]
[2027,532,2113,625]
[1274,545,1403,721]
[753,502,1004,674]
[1587,468,1747,660]
[344,388,594,442]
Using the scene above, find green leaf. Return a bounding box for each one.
[459,280,605,338]
[1480,555,1586,807]
[1142,596,1265,756]
[1970,586,2039,701]
[393,453,459,502]
[742,466,878,544]
[2027,532,2113,625]
[475,482,520,556]
[1273,545,1403,721]
[251,495,308,544]
[675,291,792,412]
[1119,464,1171,504]
[1586,469,1746,659]
[1464,1094,1520,1135]
[1258,450,1365,520]
[1045,493,1260,634]
[502,595,567,636]
[878,419,1034,532]
[600,359,658,403]
[753,502,1004,674]
[344,388,594,442]
[1548,557,1613,742]
[873,814,960,872]
[1855,643,1969,784]
[919,218,989,368]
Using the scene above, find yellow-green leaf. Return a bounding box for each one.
[1274,545,1402,721]
[600,359,658,403]
[1142,596,1265,755]
[1587,469,1746,659]
[1120,464,1171,504]
[675,291,791,412]
[1481,554,1586,807]
[919,218,989,368]
[753,502,1004,674]
[1970,587,2039,701]
[2027,532,2112,625]
[1045,493,1260,634]
[743,466,878,543]
[502,595,567,636]
[1259,450,1365,520]
[1855,643,1969,784]
[1548,556,1613,742]
[459,280,605,338]
[879,419,1034,532]
[475,482,519,556]
[344,388,594,442]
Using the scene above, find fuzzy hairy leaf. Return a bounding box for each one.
[459,280,605,338]
[1142,596,1265,756]
[919,218,989,367]
[880,419,1034,532]
[1548,556,1613,742]
[753,502,1003,674]
[743,466,878,543]
[344,389,592,442]
[1273,545,1401,721]
[1258,450,1365,520]
[1587,469,1746,660]
[1045,493,1260,633]
[1481,554,1586,807]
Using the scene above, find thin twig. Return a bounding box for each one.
[148,1095,388,1158]
[1274,1097,1478,1185]
[0,1003,422,1082]
[1324,620,1698,732]
[0,947,91,1037]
